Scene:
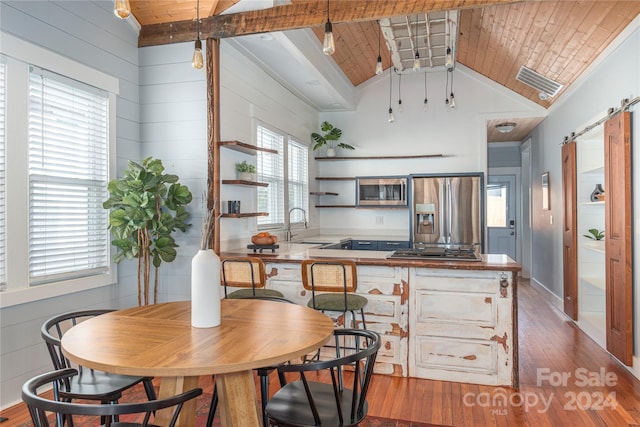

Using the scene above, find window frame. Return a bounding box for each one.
[0,33,118,308]
[255,121,309,232]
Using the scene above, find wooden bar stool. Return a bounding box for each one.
[301,259,367,329]
[221,257,284,299]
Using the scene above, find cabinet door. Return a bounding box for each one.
[604,111,632,365]
[561,141,578,320]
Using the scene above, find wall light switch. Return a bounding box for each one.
[549,215,553,225]
[376,216,384,225]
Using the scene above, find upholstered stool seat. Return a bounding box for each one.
[301,259,367,329]
[221,257,284,299]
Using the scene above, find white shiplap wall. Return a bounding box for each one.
[0,0,140,408]
[138,40,318,302]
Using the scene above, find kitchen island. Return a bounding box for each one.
[221,241,521,387]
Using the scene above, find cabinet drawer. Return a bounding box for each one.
[377,240,410,251]
[351,240,377,250]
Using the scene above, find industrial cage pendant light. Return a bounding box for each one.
[323,0,336,55]
[113,0,131,19]
[192,0,204,69]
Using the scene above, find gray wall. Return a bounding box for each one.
[0,0,140,407]
[528,26,639,363]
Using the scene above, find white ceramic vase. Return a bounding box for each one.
[326,147,337,157]
[191,249,221,328]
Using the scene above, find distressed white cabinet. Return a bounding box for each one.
[264,262,409,377]
[408,268,515,386]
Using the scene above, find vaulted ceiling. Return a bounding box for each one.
[129,0,640,141]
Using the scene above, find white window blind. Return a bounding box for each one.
[288,139,309,223]
[0,58,6,289]
[257,124,285,228]
[28,67,109,284]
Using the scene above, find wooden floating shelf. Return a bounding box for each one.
[219,140,278,155]
[315,154,444,160]
[310,191,338,196]
[221,212,269,218]
[315,177,355,181]
[315,205,356,208]
[222,179,269,187]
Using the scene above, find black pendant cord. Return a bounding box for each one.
[445,69,449,103]
[560,96,639,145]
[388,68,393,111]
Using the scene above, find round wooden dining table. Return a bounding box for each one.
[61,299,334,426]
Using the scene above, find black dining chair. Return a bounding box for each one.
[221,257,284,299]
[207,296,294,427]
[22,368,202,427]
[41,310,157,415]
[264,328,381,427]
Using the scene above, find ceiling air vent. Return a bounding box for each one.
[516,66,563,99]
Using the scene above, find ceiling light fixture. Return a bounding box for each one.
[495,122,517,133]
[113,0,131,19]
[445,47,454,70]
[449,69,456,109]
[192,0,203,69]
[413,15,420,72]
[397,73,404,112]
[323,0,335,56]
[423,72,429,112]
[375,21,383,75]
[388,68,395,123]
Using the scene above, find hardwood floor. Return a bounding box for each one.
[4,279,640,426]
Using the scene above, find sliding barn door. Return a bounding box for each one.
[561,141,578,320]
[604,111,632,365]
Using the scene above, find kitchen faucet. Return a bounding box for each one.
[286,207,307,242]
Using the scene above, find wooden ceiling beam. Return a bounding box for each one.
[138,0,523,47]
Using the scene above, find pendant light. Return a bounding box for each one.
[397,74,404,112]
[113,0,131,19]
[192,0,204,69]
[449,69,456,109]
[444,69,450,109]
[445,47,454,70]
[323,0,335,56]
[388,68,395,123]
[375,22,383,75]
[412,15,420,72]
[423,72,429,112]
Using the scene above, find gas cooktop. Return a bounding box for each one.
[388,246,482,261]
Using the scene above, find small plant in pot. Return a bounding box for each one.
[311,121,355,157]
[583,228,605,240]
[236,160,256,181]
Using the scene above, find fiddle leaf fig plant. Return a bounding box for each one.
[311,121,354,151]
[103,157,193,306]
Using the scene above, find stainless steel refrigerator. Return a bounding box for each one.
[411,174,484,249]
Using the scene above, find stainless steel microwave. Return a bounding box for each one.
[356,177,408,206]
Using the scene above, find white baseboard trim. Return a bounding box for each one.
[530,278,564,311]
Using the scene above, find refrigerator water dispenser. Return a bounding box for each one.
[415,203,436,235]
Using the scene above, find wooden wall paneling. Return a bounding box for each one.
[604,111,632,366]
[561,141,578,320]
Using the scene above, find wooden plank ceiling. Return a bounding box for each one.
[130,0,640,140]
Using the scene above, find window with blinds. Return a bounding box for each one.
[257,125,285,228]
[256,123,309,229]
[288,139,309,224]
[27,67,109,285]
[0,58,5,290]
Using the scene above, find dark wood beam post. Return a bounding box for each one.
[206,38,221,254]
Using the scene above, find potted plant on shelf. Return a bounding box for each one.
[103,157,193,306]
[236,160,257,181]
[311,121,355,157]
